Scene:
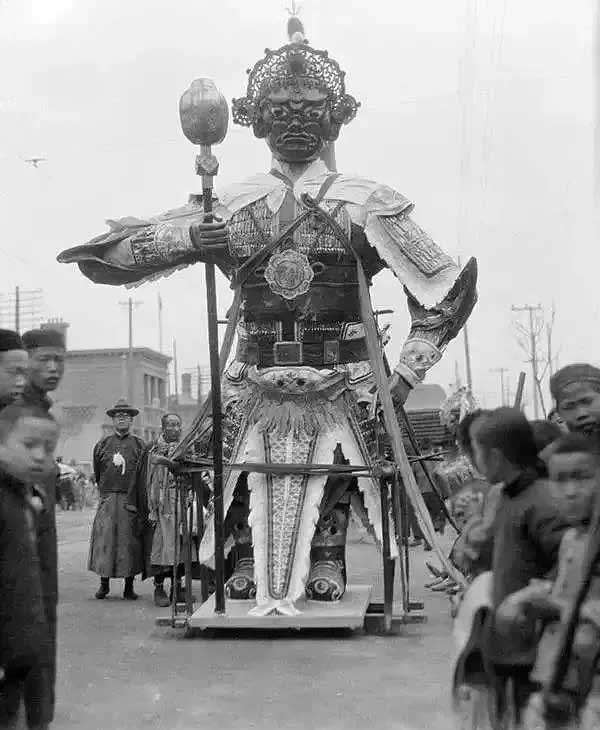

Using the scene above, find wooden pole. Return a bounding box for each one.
[457,257,474,392]
[173,339,179,406]
[379,479,394,633]
[198,142,226,615]
[514,372,526,409]
[158,293,163,354]
[128,297,134,405]
[14,286,19,334]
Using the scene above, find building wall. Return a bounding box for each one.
[52,347,170,463]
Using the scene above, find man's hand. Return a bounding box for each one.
[189,218,229,251]
[165,458,181,475]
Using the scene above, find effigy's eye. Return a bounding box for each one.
[271,106,288,119]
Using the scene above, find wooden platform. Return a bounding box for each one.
[188,584,372,631]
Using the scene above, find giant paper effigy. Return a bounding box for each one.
[58,16,477,617]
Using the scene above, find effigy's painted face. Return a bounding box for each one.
[255,84,339,163]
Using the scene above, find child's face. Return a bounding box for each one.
[0,416,58,483]
[549,450,598,526]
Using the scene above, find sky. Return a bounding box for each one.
[0,0,596,413]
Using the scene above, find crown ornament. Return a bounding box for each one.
[232,14,360,127]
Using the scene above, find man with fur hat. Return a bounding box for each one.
[89,399,147,600]
[550,364,600,441]
[0,329,27,411]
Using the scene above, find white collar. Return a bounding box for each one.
[270,157,330,186]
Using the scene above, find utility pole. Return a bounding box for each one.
[490,367,508,405]
[119,298,142,406]
[14,286,19,333]
[457,257,474,393]
[512,304,543,418]
[0,288,43,333]
[158,293,164,354]
[172,339,179,405]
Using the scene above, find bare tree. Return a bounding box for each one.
[512,304,559,419]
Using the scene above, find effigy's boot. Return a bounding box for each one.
[224,498,256,600]
[305,503,349,602]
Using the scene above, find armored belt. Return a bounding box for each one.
[236,336,369,368]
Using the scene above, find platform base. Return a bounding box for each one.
[188,585,372,631]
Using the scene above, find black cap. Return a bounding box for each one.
[0,329,24,353]
[22,328,66,350]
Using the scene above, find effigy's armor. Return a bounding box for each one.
[57,17,477,616]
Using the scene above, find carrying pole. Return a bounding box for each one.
[178,78,229,614]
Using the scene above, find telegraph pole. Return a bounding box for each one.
[172,339,179,405]
[457,257,474,393]
[119,298,142,405]
[0,288,43,333]
[512,304,543,418]
[14,286,19,333]
[490,367,508,405]
[158,293,164,354]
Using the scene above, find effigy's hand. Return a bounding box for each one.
[189,217,229,252]
[389,371,412,405]
[372,459,396,482]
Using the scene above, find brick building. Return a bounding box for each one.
[52,346,170,466]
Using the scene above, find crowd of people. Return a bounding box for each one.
[0,325,210,728]
[0,327,65,730]
[447,363,600,729]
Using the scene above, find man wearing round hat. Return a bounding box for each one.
[0,329,28,411]
[89,398,147,600]
[550,364,600,441]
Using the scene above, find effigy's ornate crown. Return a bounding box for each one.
[232,17,360,127]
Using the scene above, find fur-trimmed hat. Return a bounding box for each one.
[550,364,600,401]
[0,329,24,352]
[22,328,65,350]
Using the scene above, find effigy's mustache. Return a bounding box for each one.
[276,131,318,146]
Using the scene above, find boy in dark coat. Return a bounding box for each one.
[21,328,66,727]
[0,403,59,729]
[470,407,567,723]
[495,434,600,728]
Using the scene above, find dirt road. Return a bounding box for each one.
[54,510,456,730]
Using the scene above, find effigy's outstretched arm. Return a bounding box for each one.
[57,201,231,286]
[363,202,478,387]
[396,258,478,387]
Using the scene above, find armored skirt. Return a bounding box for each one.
[196,359,410,616]
[88,493,144,578]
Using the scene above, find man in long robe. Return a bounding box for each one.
[147,413,199,606]
[89,399,147,600]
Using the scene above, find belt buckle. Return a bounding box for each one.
[323,339,340,365]
[273,341,303,366]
